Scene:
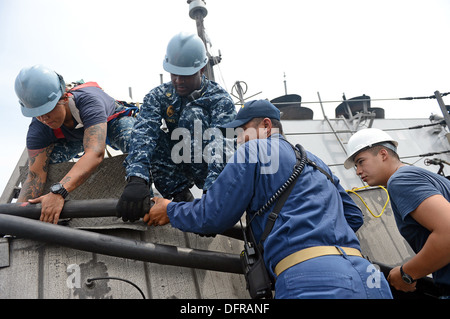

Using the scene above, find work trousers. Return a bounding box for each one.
[274,254,393,299]
[150,104,219,198]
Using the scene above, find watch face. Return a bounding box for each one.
[403,275,413,284]
[400,266,414,284]
[50,184,61,192]
[50,183,68,198]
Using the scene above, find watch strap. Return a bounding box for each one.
[400,265,416,284]
[50,183,69,199]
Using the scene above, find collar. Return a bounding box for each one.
[168,75,210,104]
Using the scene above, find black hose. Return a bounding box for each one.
[0,214,243,274]
[0,199,244,241]
[0,199,118,219]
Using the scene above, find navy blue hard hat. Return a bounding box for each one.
[221,100,280,129]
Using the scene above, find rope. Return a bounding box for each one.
[346,185,390,218]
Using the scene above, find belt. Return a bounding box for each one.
[275,246,363,276]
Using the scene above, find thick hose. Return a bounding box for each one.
[0,199,244,240]
[0,214,243,274]
[0,199,118,219]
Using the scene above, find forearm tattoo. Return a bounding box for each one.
[19,146,53,201]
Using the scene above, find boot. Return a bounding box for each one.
[172,188,195,202]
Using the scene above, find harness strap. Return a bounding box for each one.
[255,140,337,251]
[258,146,304,248]
[67,82,102,93]
[53,128,65,139]
[52,82,102,138]
[52,82,137,140]
[106,107,137,122]
[68,97,83,129]
[306,158,334,183]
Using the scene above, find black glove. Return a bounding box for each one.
[117,177,153,222]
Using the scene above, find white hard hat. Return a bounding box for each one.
[344,128,398,169]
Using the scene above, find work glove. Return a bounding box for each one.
[117,176,153,222]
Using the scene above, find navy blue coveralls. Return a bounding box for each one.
[167,134,393,299]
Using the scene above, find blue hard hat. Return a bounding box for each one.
[221,100,281,129]
[15,65,66,117]
[163,32,208,76]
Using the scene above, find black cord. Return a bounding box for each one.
[86,277,146,299]
[250,143,307,224]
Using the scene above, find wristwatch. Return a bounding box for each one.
[50,183,69,199]
[400,265,416,284]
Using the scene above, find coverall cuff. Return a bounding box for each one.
[166,202,179,228]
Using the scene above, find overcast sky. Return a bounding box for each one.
[1,0,449,194]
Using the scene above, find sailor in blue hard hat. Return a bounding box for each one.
[14,64,136,225]
[163,32,209,77]
[15,64,66,118]
[117,32,236,222]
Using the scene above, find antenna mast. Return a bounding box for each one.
[283,72,287,95]
[187,0,221,81]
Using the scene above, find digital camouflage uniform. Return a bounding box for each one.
[124,75,236,198]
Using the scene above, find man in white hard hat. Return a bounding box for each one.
[345,128,450,298]
[116,32,236,222]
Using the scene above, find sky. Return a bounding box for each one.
[1,0,449,194]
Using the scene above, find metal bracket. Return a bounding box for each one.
[435,91,450,129]
[0,237,10,268]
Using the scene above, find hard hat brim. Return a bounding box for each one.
[344,156,357,169]
[343,140,398,169]
[20,90,62,118]
[163,59,207,76]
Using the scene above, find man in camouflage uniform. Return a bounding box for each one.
[117,32,236,221]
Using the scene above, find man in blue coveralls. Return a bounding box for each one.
[345,128,450,298]
[144,100,393,299]
[116,32,236,221]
